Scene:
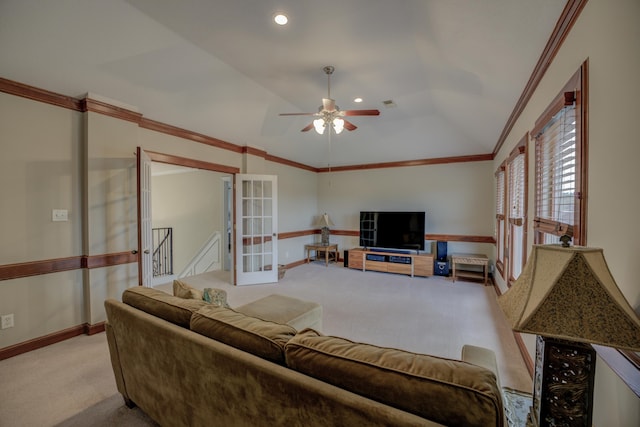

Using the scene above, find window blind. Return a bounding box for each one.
[496,169,505,218]
[508,153,525,224]
[534,103,576,241]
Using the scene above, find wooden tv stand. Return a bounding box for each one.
[347,248,434,277]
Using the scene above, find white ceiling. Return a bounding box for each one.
[0,0,567,168]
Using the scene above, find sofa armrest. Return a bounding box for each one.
[105,320,132,406]
[461,345,501,387]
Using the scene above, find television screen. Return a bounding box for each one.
[359,211,425,251]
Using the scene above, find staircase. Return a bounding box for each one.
[178,231,222,278]
[152,227,173,278]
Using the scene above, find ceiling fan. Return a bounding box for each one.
[279,66,380,134]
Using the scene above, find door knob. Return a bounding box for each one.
[131,250,138,254]
[144,249,150,254]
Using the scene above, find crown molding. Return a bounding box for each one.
[81,98,143,123]
[1,77,498,173]
[0,77,82,110]
[317,154,494,173]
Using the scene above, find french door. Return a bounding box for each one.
[235,174,278,285]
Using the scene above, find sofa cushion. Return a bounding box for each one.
[122,286,208,328]
[285,329,504,427]
[191,305,297,365]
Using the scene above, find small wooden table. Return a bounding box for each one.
[451,253,489,285]
[305,243,338,266]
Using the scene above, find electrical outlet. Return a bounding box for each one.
[1,314,14,329]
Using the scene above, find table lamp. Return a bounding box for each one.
[315,213,334,245]
[498,237,640,426]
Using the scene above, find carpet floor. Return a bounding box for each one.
[0,262,532,426]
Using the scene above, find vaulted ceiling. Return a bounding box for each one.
[0,0,568,168]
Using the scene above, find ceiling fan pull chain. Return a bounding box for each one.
[327,130,332,187]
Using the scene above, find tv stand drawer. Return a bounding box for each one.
[347,248,433,277]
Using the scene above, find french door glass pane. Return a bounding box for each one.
[242,180,251,196]
[253,199,263,216]
[253,181,262,197]
[243,199,252,216]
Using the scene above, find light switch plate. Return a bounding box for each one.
[1,314,14,329]
[52,209,68,221]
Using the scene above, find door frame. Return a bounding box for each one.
[137,150,240,285]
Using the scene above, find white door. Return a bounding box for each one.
[137,147,153,287]
[235,174,278,285]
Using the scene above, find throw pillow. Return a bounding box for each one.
[203,287,230,308]
[172,279,204,301]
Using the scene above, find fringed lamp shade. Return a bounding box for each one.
[498,245,640,351]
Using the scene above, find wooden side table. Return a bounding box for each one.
[451,253,489,285]
[305,243,338,267]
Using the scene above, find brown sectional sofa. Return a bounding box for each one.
[105,286,505,427]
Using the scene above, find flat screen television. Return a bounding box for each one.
[359,211,426,252]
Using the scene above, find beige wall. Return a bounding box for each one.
[137,127,242,169]
[492,0,640,424]
[152,168,228,275]
[317,161,495,258]
[0,93,83,263]
[266,160,319,263]
[0,93,85,348]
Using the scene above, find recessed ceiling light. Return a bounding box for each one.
[354,97,363,103]
[274,14,288,25]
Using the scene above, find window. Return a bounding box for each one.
[532,66,587,245]
[495,166,506,277]
[496,135,527,285]
[506,141,527,282]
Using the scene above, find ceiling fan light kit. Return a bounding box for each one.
[313,118,325,134]
[279,66,380,135]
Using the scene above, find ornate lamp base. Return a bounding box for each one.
[321,227,330,245]
[530,335,596,427]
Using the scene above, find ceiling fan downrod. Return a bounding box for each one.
[323,65,334,99]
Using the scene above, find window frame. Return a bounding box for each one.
[532,66,587,245]
[494,165,506,279]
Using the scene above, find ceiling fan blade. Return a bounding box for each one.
[301,123,314,132]
[343,120,358,131]
[342,109,380,116]
[322,98,336,112]
[279,112,317,116]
